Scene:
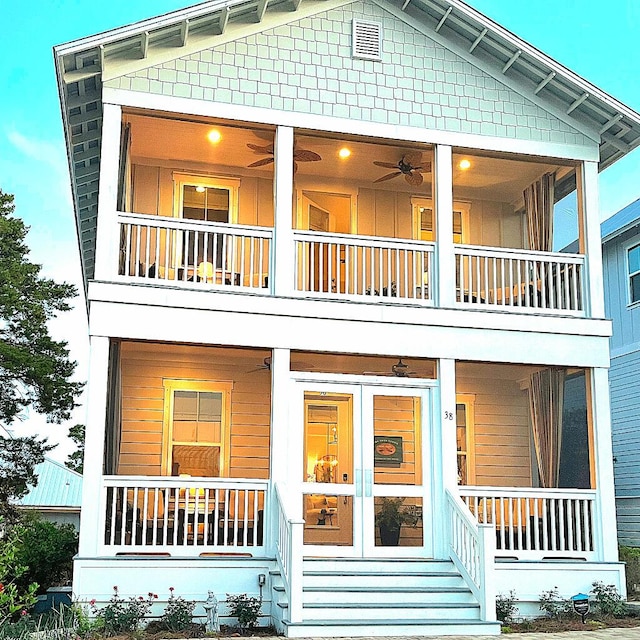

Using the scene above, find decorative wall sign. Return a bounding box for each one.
[374,436,403,466]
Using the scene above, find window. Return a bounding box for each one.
[411,199,469,243]
[628,243,640,305]
[162,380,232,477]
[455,395,475,485]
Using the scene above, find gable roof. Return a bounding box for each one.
[54,0,640,289]
[18,458,83,511]
[602,198,640,245]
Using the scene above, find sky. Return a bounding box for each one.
[1,0,639,461]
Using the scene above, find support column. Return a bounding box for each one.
[435,145,454,307]
[94,103,122,281]
[577,160,605,318]
[78,336,110,556]
[590,367,620,563]
[272,126,294,297]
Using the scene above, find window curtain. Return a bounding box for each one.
[104,341,122,475]
[116,123,132,213]
[523,172,555,252]
[528,367,565,488]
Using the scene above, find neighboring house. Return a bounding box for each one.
[601,198,640,547]
[54,0,640,635]
[18,458,83,531]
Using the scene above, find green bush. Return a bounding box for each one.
[620,545,640,598]
[0,524,37,625]
[538,586,572,620]
[495,590,517,624]
[226,593,262,634]
[157,588,196,632]
[91,586,157,635]
[591,581,627,618]
[12,514,78,595]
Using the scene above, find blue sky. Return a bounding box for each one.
[1,0,639,460]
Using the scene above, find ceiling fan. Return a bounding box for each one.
[373,151,431,186]
[247,356,315,373]
[246,143,322,172]
[364,358,419,378]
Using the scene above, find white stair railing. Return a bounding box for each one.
[446,489,496,621]
[274,483,304,623]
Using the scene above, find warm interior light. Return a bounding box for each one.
[195,186,206,193]
[338,147,351,159]
[207,129,222,144]
[459,159,471,170]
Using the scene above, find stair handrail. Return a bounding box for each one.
[274,483,305,623]
[445,488,496,621]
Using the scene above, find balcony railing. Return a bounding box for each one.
[118,213,272,291]
[294,230,434,303]
[101,476,268,556]
[459,487,596,560]
[455,246,585,315]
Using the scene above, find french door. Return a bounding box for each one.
[297,381,432,557]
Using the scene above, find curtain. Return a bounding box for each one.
[528,367,565,488]
[104,341,122,475]
[116,123,132,213]
[524,172,555,252]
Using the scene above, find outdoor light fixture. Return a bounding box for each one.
[339,147,351,158]
[207,129,222,143]
[459,159,471,170]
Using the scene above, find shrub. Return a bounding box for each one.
[539,586,572,620]
[226,593,262,634]
[591,581,627,618]
[620,546,640,597]
[91,586,157,635]
[157,587,195,632]
[495,590,517,624]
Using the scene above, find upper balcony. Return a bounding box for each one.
[104,113,589,317]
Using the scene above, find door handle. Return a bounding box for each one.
[355,469,362,497]
[364,469,373,497]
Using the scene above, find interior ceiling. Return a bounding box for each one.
[128,113,561,203]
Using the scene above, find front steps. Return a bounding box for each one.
[273,558,501,637]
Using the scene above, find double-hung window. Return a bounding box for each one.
[628,243,640,305]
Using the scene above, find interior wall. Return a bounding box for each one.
[456,363,532,487]
[118,342,271,479]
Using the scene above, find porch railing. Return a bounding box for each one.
[460,487,596,560]
[117,213,272,291]
[274,483,304,623]
[294,230,434,303]
[454,246,584,315]
[446,489,496,621]
[101,476,268,556]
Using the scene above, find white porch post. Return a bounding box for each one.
[577,160,604,319]
[590,367,620,563]
[435,145,455,307]
[78,336,110,556]
[94,103,122,281]
[435,358,457,557]
[272,126,294,297]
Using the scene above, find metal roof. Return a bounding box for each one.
[602,198,640,244]
[54,0,640,291]
[18,458,83,510]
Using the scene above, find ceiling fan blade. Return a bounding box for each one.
[247,143,274,154]
[405,171,424,186]
[374,171,402,183]
[247,157,275,167]
[373,161,399,169]
[294,149,322,162]
[415,161,432,173]
[403,151,423,166]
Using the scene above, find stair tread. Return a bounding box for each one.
[304,570,459,577]
[303,602,479,609]
[283,618,496,626]
[302,585,471,593]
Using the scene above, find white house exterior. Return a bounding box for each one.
[601,199,640,547]
[54,0,640,635]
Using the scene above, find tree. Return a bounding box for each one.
[0,188,84,519]
[65,423,85,474]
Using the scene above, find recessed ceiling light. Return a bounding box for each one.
[195,186,206,193]
[459,159,471,170]
[338,147,351,159]
[207,129,222,144]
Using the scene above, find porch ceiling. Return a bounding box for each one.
[54,0,640,289]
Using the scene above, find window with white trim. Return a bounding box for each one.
[628,243,640,305]
[411,198,469,243]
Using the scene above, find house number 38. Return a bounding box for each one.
[444,411,454,420]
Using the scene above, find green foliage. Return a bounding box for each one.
[0,524,38,625]
[495,590,517,624]
[65,424,85,474]
[538,586,572,620]
[12,513,78,594]
[620,546,640,597]
[374,497,419,531]
[91,586,157,635]
[591,581,627,618]
[157,587,195,632]
[226,593,262,633]
[0,603,87,640]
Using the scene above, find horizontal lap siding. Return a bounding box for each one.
[118,343,271,478]
[457,374,531,487]
[616,497,640,547]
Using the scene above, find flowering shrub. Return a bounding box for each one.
[226,593,262,633]
[0,525,38,624]
[157,587,196,632]
[91,586,157,635]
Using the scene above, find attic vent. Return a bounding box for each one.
[352,19,382,60]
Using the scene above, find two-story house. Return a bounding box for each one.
[54,0,640,635]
